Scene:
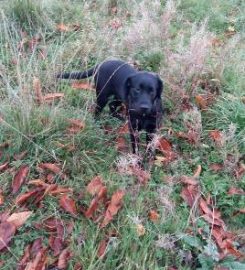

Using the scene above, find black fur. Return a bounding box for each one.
[57,59,163,155]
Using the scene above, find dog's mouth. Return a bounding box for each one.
[128,108,151,117]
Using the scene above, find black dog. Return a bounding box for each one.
[57,59,163,155]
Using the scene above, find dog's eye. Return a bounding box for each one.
[134,88,140,93]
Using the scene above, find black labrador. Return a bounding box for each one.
[57,59,163,155]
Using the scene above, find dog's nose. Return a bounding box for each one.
[140,105,151,114]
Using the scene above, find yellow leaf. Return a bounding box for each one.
[136,224,146,236]
[7,211,33,229]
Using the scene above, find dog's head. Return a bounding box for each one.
[125,72,163,116]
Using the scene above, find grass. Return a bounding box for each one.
[0,0,245,269]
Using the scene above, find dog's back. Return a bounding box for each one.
[94,60,136,101]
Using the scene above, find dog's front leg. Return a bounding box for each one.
[130,130,139,154]
[128,117,140,155]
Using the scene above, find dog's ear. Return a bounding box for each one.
[124,76,132,100]
[156,75,163,98]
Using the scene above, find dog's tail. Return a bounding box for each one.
[56,65,97,80]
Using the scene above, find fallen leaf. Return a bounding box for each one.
[116,137,128,152]
[0,142,10,149]
[136,224,146,236]
[71,82,94,90]
[7,211,32,229]
[181,185,199,207]
[180,175,198,186]
[209,163,224,172]
[86,176,105,196]
[30,238,43,257]
[209,130,223,145]
[0,222,16,251]
[149,210,160,222]
[27,248,47,270]
[12,165,29,194]
[67,118,85,134]
[43,218,63,232]
[17,244,31,270]
[0,161,9,172]
[97,238,108,258]
[100,190,125,228]
[28,179,48,187]
[33,77,43,104]
[156,137,172,152]
[14,151,28,160]
[195,95,207,109]
[234,162,245,179]
[0,194,4,206]
[57,248,72,269]
[38,163,63,176]
[56,23,70,32]
[15,189,42,205]
[59,194,77,216]
[132,167,151,184]
[227,187,245,195]
[85,186,107,218]
[117,122,129,135]
[193,165,202,178]
[48,186,73,196]
[42,93,64,103]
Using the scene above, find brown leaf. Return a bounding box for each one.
[17,244,31,270]
[71,82,94,90]
[234,162,245,179]
[7,211,32,229]
[116,137,128,152]
[199,198,225,227]
[0,193,4,206]
[33,77,43,104]
[56,23,70,32]
[209,130,222,144]
[181,185,199,207]
[0,222,16,251]
[227,187,245,195]
[209,163,224,172]
[157,137,172,152]
[97,238,108,258]
[57,248,72,269]
[14,151,28,161]
[132,167,151,184]
[48,186,73,196]
[193,165,202,178]
[30,238,43,257]
[117,122,129,135]
[28,179,48,187]
[0,161,9,172]
[67,118,85,134]
[180,176,198,186]
[149,210,160,222]
[43,217,63,231]
[12,165,29,194]
[27,248,47,270]
[86,176,105,196]
[100,190,125,228]
[59,194,77,216]
[15,189,42,205]
[38,163,65,177]
[85,186,107,218]
[195,95,207,109]
[0,141,10,149]
[136,224,146,236]
[42,93,64,103]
